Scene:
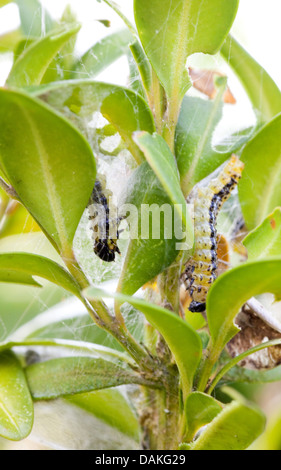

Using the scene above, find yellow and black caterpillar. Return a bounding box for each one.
[183,155,244,313]
[88,179,120,262]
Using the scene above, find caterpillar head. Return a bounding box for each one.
[227,154,245,179]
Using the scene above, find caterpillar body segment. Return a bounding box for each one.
[88,179,120,262]
[184,155,244,313]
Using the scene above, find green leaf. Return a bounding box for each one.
[209,339,281,394]
[221,35,281,123]
[18,297,143,353]
[0,0,12,7]
[26,356,152,400]
[67,388,140,441]
[221,364,281,386]
[134,131,194,243]
[184,392,223,442]
[101,90,155,164]
[31,80,155,165]
[191,399,265,450]
[117,162,183,296]
[175,80,250,196]
[207,259,281,354]
[0,253,80,296]
[175,82,232,195]
[0,29,23,54]
[6,23,81,87]
[0,339,132,367]
[15,0,54,37]
[0,232,72,340]
[0,89,96,255]
[129,40,152,97]
[243,208,281,261]
[239,113,281,230]
[71,29,133,79]
[85,286,202,399]
[0,351,33,441]
[58,5,79,73]
[134,0,239,101]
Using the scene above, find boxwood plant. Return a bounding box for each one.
[0,0,281,450]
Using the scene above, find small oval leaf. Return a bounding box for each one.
[191,399,265,450]
[6,23,81,88]
[0,351,33,441]
[243,207,281,261]
[26,356,150,399]
[134,131,194,242]
[15,0,54,37]
[0,89,96,255]
[68,389,140,441]
[184,392,223,442]
[0,253,80,297]
[117,162,183,296]
[239,113,281,230]
[175,83,239,195]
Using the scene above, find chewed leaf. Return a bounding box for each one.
[134,0,239,101]
[175,82,231,196]
[188,67,236,104]
[226,310,281,370]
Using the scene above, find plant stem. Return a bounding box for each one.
[162,94,180,154]
[0,176,19,200]
[150,69,165,134]
[62,250,158,373]
[156,378,180,450]
[196,341,220,392]
[157,253,184,314]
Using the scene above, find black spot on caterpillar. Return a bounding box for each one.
[183,155,244,313]
[88,179,120,262]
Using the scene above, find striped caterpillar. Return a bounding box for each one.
[88,179,120,262]
[183,155,244,313]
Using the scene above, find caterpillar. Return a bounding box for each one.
[88,179,120,262]
[183,155,244,313]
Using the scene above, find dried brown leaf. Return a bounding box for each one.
[189,67,236,104]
